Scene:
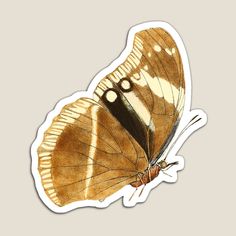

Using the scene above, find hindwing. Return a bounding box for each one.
[38,98,147,206]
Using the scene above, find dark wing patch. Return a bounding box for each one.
[94,28,185,161]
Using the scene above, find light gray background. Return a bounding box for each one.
[1,0,235,235]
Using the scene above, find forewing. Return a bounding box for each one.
[38,98,147,206]
[94,27,185,161]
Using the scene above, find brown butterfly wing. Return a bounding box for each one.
[38,98,147,206]
[94,28,185,162]
[37,27,185,207]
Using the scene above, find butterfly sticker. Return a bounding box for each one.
[31,21,207,213]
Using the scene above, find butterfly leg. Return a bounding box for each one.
[138,173,145,185]
[148,165,152,182]
[128,187,138,201]
[137,172,146,198]
[128,173,145,201]
[138,184,146,198]
[161,170,173,178]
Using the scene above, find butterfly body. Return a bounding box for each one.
[130,165,160,188]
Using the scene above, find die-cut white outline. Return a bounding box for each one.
[31,21,207,213]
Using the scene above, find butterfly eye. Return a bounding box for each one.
[118,78,133,92]
[105,89,118,103]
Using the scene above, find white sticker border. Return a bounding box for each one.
[31,21,207,213]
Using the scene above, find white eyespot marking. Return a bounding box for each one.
[144,65,148,71]
[121,80,131,90]
[165,48,172,55]
[172,48,176,54]
[148,52,151,57]
[154,44,161,52]
[106,90,117,102]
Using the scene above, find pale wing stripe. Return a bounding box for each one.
[145,31,175,92]
[72,114,138,166]
[38,98,92,206]
[152,29,184,113]
[69,121,121,153]
[144,31,176,108]
[124,37,158,114]
[122,91,151,126]
[85,105,99,198]
[140,69,184,110]
[111,69,151,126]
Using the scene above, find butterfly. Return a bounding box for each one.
[31,21,207,212]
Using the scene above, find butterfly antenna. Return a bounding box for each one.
[160,161,178,177]
[163,115,202,161]
[165,161,179,170]
[138,184,146,198]
[181,115,202,135]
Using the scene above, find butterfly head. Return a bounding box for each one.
[157,160,178,170]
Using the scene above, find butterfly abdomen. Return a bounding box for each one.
[130,165,160,188]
